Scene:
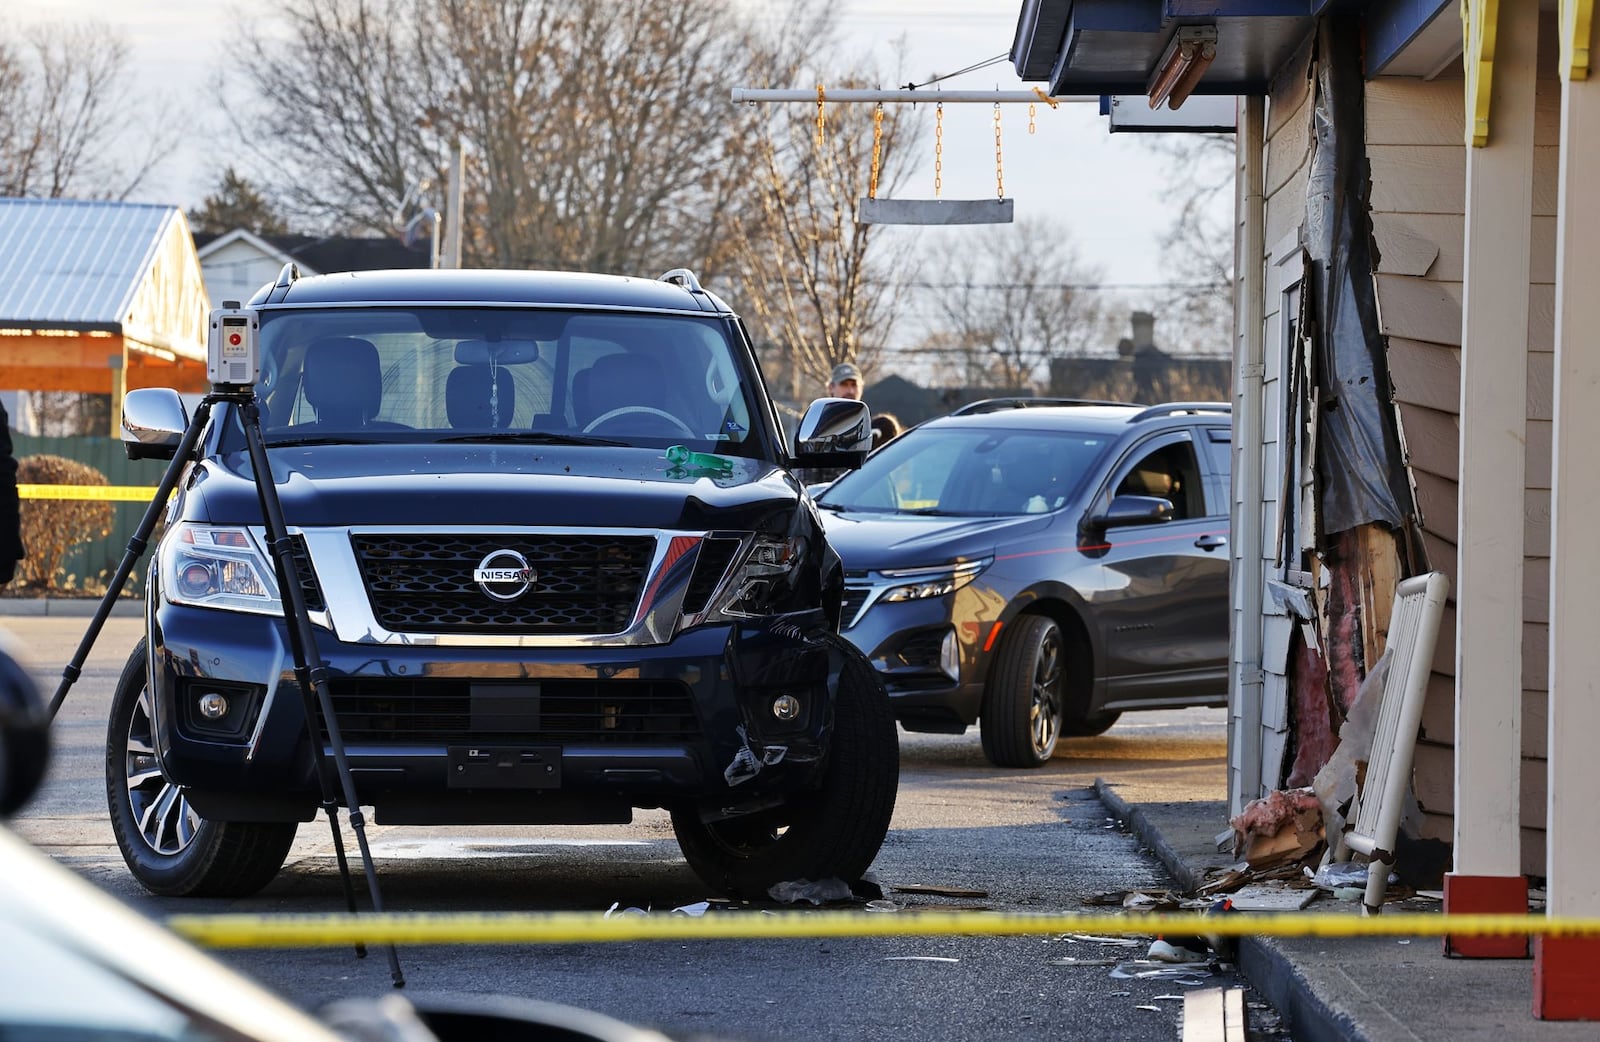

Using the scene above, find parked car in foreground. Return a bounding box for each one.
[814,401,1232,767]
[108,266,896,901]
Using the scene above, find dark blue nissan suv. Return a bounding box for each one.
[106,266,896,900]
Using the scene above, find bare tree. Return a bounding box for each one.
[230,0,834,276]
[918,218,1109,392]
[0,23,170,199]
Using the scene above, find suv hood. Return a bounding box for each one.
[188,443,799,530]
[817,508,1052,568]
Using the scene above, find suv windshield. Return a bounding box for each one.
[819,425,1110,516]
[225,307,764,455]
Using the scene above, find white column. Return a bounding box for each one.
[1454,0,1537,878]
[1547,17,1600,923]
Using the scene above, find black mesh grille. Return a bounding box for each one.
[351,534,654,634]
[895,630,946,669]
[318,677,701,744]
[288,536,326,612]
[682,537,741,614]
[840,587,871,627]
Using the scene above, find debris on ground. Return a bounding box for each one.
[889,883,989,898]
[1230,787,1325,870]
[767,878,855,905]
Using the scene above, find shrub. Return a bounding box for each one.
[16,454,114,592]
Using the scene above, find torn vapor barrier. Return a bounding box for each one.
[1303,15,1414,534]
[1274,14,1420,794]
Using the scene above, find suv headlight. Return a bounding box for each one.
[879,558,990,603]
[705,534,808,619]
[162,523,282,615]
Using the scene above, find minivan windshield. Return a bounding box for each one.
[818,424,1109,516]
[221,308,766,456]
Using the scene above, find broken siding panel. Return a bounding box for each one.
[1387,339,1461,414]
[1394,404,1459,484]
[1419,527,1458,594]
[1370,146,1463,213]
[1375,274,1462,345]
[1409,468,1458,545]
[1372,214,1559,283]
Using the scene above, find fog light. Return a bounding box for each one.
[771,694,801,721]
[197,692,230,720]
[940,629,960,682]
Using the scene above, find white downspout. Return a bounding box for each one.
[1229,94,1267,817]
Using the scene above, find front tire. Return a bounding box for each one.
[105,640,296,897]
[980,614,1064,768]
[671,636,898,899]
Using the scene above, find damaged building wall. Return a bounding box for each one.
[1258,19,1420,805]
[1369,33,1561,875]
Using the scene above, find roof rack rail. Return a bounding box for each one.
[1126,402,1232,422]
[948,396,1131,416]
[658,268,705,293]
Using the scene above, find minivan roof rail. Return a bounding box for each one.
[1127,402,1231,422]
[949,396,1131,416]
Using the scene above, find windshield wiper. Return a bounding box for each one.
[264,435,380,447]
[436,432,627,447]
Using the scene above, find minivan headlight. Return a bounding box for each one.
[162,523,282,615]
[880,558,990,603]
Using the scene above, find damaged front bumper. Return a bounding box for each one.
[148,603,849,825]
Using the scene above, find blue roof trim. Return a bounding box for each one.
[1365,0,1455,74]
[0,198,178,329]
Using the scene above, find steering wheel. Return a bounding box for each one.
[582,406,695,437]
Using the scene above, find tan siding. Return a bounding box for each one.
[1376,274,1462,345]
[1394,403,1458,483]
[1387,337,1460,413]
[1420,684,1550,759]
[1410,468,1458,543]
[1413,743,1548,875]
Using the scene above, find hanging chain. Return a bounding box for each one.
[993,102,1004,199]
[869,104,884,200]
[1028,102,1037,135]
[815,84,826,150]
[934,102,944,198]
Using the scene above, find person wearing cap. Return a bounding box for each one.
[827,362,863,401]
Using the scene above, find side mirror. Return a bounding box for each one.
[1086,494,1173,533]
[121,387,190,461]
[792,397,872,470]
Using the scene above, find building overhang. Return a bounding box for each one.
[1012,1,1460,100]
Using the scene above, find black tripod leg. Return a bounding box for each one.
[239,399,404,987]
[48,399,216,721]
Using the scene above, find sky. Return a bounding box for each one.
[12,0,1228,360]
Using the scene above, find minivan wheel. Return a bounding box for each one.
[981,614,1063,768]
[671,636,898,900]
[105,640,296,897]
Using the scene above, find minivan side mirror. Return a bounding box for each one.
[792,398,872,470]
[1085,494,1174,532]
[121,387,191,461]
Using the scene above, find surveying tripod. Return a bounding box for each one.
[47,385,405,986]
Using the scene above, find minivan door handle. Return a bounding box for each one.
[1195,534,1227,551]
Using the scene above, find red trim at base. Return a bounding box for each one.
[1443,874,1529,958]
[1535,937,1600,1019]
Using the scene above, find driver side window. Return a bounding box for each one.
[1114,439,1204,521]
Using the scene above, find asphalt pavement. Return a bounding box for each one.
[1098,783,1597,1042]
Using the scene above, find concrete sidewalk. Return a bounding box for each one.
[1097,782,1597,1042]
[0,597,143,617]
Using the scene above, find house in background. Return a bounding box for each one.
[196,229,432,304]
[1012,0,1600,1017]
[0,197,210,432]
[1049,310,1231,403]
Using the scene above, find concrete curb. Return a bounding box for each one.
[1092,777,1374,1042]
[0,598,143,617]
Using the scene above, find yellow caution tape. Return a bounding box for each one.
[163,910,1600,950]
[19,484,158,502]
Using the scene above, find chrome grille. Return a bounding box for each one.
[351,534,654,634]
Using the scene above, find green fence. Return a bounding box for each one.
[12,435,170,597]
